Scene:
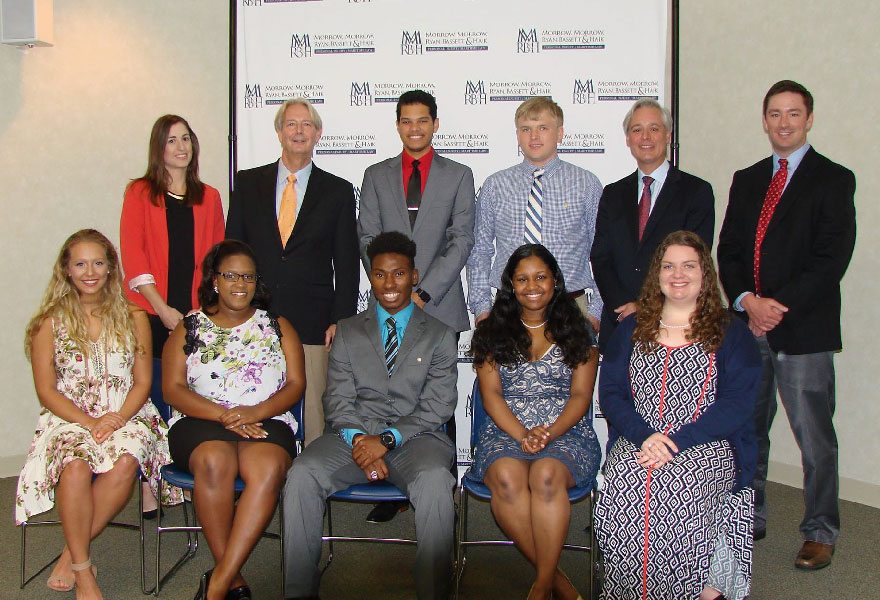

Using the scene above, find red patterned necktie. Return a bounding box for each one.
[638,175,653,241]
[753,158,788,294]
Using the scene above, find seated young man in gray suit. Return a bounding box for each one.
[282,232,458,600]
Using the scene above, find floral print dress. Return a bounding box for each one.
[15,320,181,524]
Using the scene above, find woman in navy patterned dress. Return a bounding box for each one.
[595,231,761,600]
[469,244,601,600]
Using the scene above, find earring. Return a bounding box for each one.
[213,286,218,293]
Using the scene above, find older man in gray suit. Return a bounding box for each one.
[282,232,458,600]
[357,88,474,522]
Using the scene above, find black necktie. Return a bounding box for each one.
[406,159,421,228]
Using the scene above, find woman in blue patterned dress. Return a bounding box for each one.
[163,240,305,600]
[468,244,601,600]
[594,231,761,600]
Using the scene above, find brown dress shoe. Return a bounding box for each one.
[795,540,834,570]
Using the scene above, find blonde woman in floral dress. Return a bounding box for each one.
[16,229,179,600]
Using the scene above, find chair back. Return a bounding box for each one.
[291,395,305,443]
[150,358,173,423]
[469,379,487,450]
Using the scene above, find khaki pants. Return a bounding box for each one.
[302,344,329,447]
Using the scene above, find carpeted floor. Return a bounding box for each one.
[0,476,876,599]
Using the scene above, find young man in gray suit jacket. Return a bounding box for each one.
[282,232,458,600]
[357,89,475,522]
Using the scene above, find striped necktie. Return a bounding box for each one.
[524,168,545,244]
[384,317,398,375]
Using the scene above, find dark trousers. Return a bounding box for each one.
[753,336,839,543]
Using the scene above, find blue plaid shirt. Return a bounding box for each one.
[466,157,604,318]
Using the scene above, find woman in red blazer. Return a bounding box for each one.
[120,115,224,515]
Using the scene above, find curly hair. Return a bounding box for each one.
[198,240,271,315]
[25,229,139,359]
[633,230,729,353]
[470,244,596,369]
[130,114,205,207]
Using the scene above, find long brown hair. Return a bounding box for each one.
[633,230,729,353]
[25,229,139,358]
[131,114,205,207]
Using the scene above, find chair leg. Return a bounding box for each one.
[279,495,286,596]
[19,521,25,589]
[453,490,469,599]
[322,501,335,573]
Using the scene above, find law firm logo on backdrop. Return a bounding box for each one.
[595,79,660,101]
[290,34,312,58]
[401,30,423,55]
[352,185,361,212]
[572,79,597,105]
[316,133,377,155]
[372,82,438,104]
[434,132,489,155]
[488,80,552,103]
[350,82,373,106]
[517,28,540,53]
[542,28,606,50]
[464,80,487,105]
[356,290,371,313]
[241,0,261,6]
[244,84,263,109]
[559,131,605,154]
[424,31,489,52]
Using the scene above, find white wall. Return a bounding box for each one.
[1,1,877,508]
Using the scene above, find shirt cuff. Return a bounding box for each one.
[128,273,156,292]
[733,292,753,312]
[383,428,403,447]
[340,428,367,447]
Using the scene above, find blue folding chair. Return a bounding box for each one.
[454,380,599,599]
[146,376,304,596]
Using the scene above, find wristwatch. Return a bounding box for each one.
[379,431,397,451]
[415,287,431,304]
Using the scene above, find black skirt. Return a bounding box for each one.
[168,417,297,471]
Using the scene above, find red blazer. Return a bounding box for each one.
[120,179,225,315]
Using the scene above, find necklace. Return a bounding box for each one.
[659,319,689,329]
[521,319,547,329]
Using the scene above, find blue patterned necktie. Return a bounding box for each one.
[384,317,398,375]
[524,168,545,244]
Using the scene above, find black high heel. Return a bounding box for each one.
[193,569,212,600]
[226,584,252,600]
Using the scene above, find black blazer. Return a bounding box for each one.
[591,164,715,350]
[717,147,856,354]
[226,161,360,345]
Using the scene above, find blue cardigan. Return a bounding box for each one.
[599,315,761,492]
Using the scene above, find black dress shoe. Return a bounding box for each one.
[365,500,409,523]
[142,507,164,521]
[226,585,252,599]
[194,569,213,600]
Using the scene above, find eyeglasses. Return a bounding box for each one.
[219,271,258,283]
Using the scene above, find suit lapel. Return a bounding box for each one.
[358,308,389,377]
[384,155,410,234]
[620,171,640,248]
[766,148,816,234]
[260,163,285,251]
[393,307,426,370]
[288,163,323,244]
[641,165,679,245]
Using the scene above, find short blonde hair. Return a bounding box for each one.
[514,97,563,127]
[273,98,323,131]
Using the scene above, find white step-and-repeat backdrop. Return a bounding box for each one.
[235,0,671,467]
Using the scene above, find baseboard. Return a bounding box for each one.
[768,460,880,509]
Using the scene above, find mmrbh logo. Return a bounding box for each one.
[401,30,423,55]
[290,34,312,59]
[572,79,596,105]
[350,82,373,106]
[244,84,263,109]
[242,0,261,6]
[464,80,486,105]
[517,28,539,53]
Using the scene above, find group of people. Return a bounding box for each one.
[14,78,855,600]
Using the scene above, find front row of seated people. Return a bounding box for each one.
[17,228,759,600]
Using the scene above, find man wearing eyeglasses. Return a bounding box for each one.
[227,98,360,446]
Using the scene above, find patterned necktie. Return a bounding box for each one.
[278,173,297,247]
[638,175,654,241]
[406,159,421,228]
[753,158,788,295]
[524,168,545,244]
[384,317,398,375]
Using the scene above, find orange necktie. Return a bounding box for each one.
[278,173,297,246]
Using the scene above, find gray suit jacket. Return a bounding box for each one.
[357,152,476,332]
[323,305,458,444]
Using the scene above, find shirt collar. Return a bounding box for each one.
[278,158,313,181]
[773,142,811,173]
[638,160,670,182]
[376,300,415,330]
[402,147,434,169]
[519,154,562,177]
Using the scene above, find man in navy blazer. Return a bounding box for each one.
[591,98,714,351]
[226,98,360,446]
[718,80,856,570]
[282,232,458,600]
